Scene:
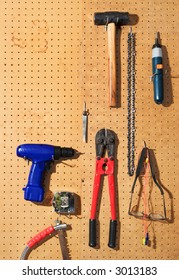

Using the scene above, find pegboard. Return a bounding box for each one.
[0,0,178,260]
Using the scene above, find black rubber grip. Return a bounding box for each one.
[108,220,117,248]
[89,219,96,247]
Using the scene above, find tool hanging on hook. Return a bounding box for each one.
[20,221,69,260]
[82,101,88,143]
[128,143,166,245]
[52,191,75,215]
[127,27,136,176]
[16,144,75,202]
[89,128,117,248]
[151,32,164,104]
[94,12,130,107]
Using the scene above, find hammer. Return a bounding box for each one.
[94,12,130,107]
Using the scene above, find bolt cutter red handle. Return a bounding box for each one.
[90,157,116,220]
[89,156,117,248]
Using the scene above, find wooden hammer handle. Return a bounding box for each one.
[108,22,116,107]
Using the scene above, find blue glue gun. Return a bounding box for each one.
[17,144,75,202]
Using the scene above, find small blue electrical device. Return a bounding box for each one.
[152,32,163,104]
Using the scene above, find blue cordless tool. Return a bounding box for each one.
[17,144,75,202]
[152,32,163,104]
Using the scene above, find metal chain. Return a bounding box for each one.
[127,28,136,176]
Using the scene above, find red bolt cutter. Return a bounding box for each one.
[89,128,117,248]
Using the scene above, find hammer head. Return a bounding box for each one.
[94,11,129,26]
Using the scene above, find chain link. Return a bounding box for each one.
[127,28,136,176]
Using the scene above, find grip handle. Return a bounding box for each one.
[27,226,55,248]
[23,161,46,202]
[108,22,116,107]
[89,219,96,247]
[108,219,117,248]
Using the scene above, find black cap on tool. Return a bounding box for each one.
[54,147,75,160]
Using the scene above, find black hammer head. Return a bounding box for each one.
[94,11,129,26]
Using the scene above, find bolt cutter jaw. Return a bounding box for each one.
[95,128,115,158]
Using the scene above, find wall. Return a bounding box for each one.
[0,0,178,260]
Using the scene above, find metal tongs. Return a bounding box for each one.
[128,143,166,221]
